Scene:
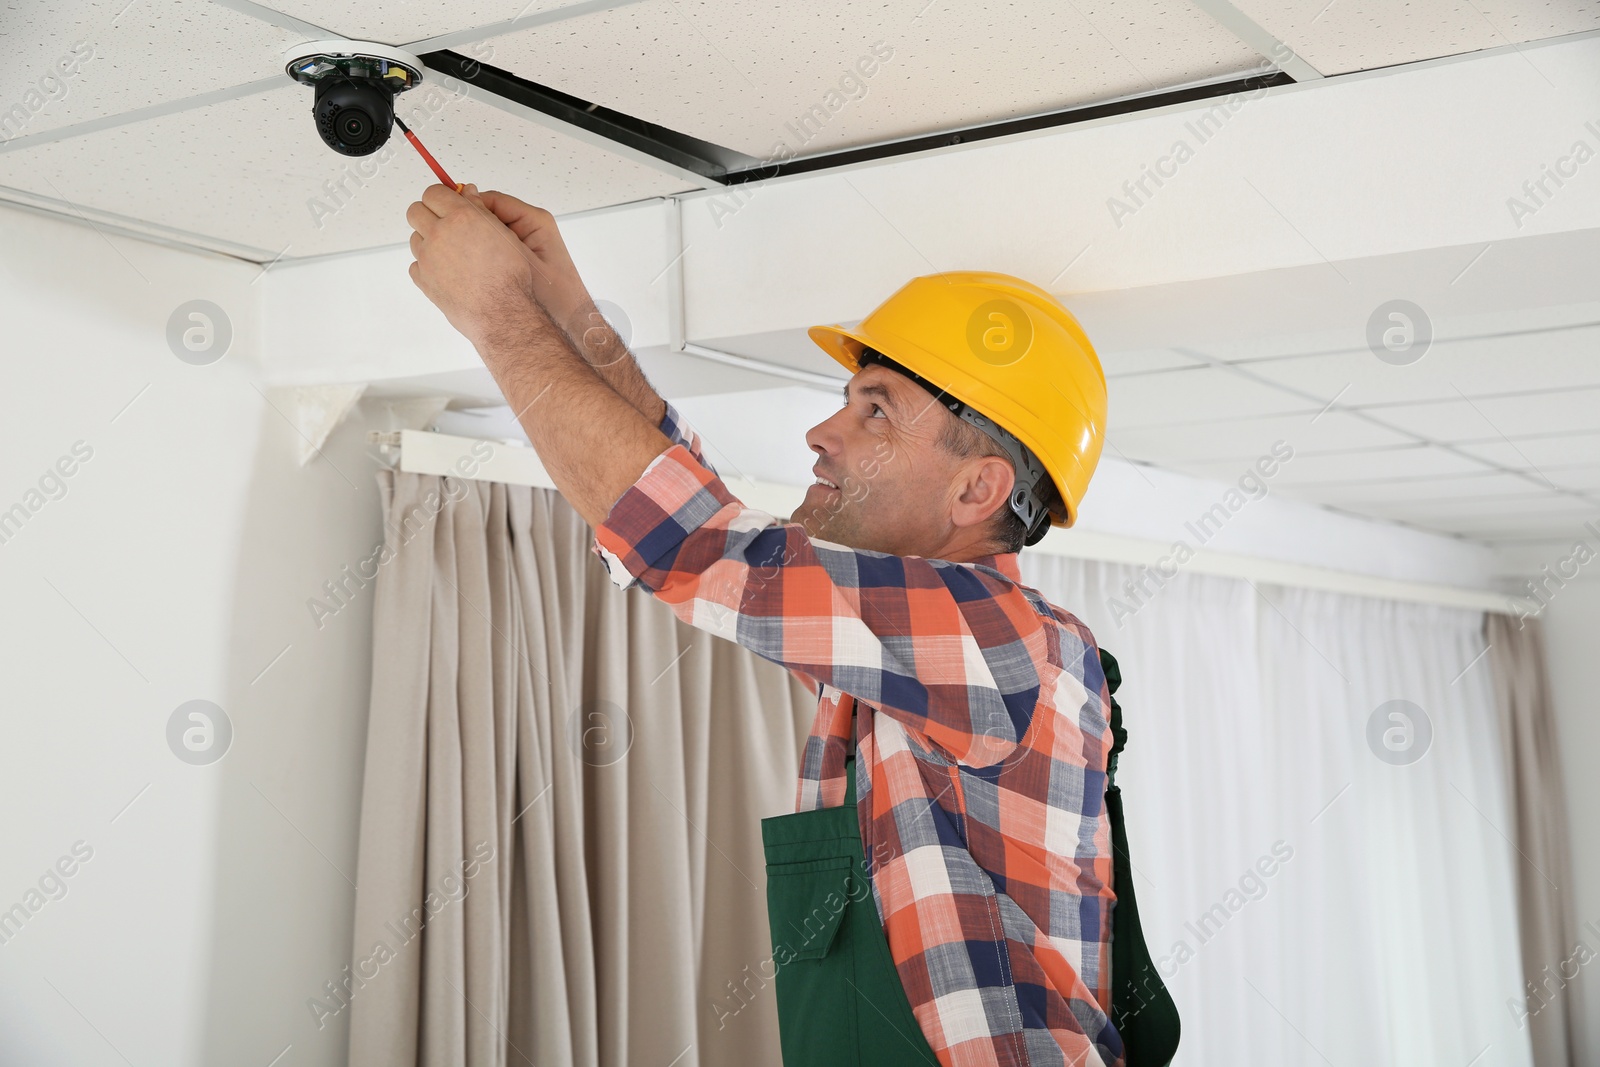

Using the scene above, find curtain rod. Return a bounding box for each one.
[372,428,1522,616]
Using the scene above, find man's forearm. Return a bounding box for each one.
[556,298,668,429]
[479,307,672,528]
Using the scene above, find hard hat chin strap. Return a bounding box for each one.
[857,348,1057,547]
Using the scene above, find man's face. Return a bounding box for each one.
[791,362,975,556]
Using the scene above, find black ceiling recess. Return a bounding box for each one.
[422,49,1296,187]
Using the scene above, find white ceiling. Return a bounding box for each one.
[6,0,1600,580]
[1230,0,1600,74]
[0,83,689,258]
[4,0,1595,260]
[480,0,1266,156]
[628,218,1600,574]
[0,1,303,138]
[1099,330,1600,545]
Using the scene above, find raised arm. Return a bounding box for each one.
[470,189,720,474]
[591,444,1052,767]
[473,188,667,429]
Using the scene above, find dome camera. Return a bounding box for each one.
[283,40,425,157]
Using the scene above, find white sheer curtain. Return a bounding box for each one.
[1019,555,1535,1067]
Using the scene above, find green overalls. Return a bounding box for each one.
[761,752,940,1064]
[760,649,1180,1066]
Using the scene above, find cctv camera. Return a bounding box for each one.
[284,41,425,157]
[314,78,393,155]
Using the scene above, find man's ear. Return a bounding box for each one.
[949,455,1016,531]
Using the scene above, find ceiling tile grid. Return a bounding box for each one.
[0,0,304,143]
[1455,432,1600,469]
[1228,0,1600,76]
[1107,364,1316,428]
[1178,444,1495,486]
[1349,487,1591,521]
[0,83,695,257]
[1100,325,1600,547]
[1414,509,1597,540]
[479,0,1268,157]
[1228,323,1600,406]
[1109,407,1415,463]
[1279,470,1554,506]
[251,0,578,47]
[1101,347,1206,376]
[1360,386,1600,441]
[1538,464,1600,491]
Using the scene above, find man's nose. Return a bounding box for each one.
[805,410,844,457]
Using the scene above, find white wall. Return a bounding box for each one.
[1541,581,1600,1062]
[0,202,378,1067]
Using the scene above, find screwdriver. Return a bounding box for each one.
[393,116,462,192]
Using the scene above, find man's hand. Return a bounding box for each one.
[406,183,543,352]
[404,182,673,530]
[470,188,668,426]
[474,190,596,337]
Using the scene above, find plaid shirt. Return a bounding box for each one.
[592,403,1123,1067]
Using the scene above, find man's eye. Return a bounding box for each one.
[870,404,886,418]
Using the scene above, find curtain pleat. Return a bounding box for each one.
[1485,614,1581,1067]
[348,472,814,1067]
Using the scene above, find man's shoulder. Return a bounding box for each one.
[946,555,1103,659]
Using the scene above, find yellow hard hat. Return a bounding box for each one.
[808,271,1108,534]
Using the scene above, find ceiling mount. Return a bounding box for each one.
[282,40,427,157]
[283,40,426,92]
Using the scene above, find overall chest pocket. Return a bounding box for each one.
[763,826,862,1063]
[761,805,938,1065]
[766,855,855,960]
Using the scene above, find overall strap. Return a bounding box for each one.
[1102,646,1127,787]
[1097,646,1182,1066]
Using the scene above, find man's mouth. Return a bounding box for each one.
[811,470,839,491]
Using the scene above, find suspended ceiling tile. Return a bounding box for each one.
[1299,471,1555,506]
[1227,0,1600,76]
[1392,501,1597,538]
[1435,496,1600,521]
[1362,386,1600,441]
[0,83,696,259]
[1239,324,1600,407]
[1541,464,1600,491]
[1455,431,1600,468]
[0,0,305,143]
[1107,365,1312,429]
[1110,408,1412,464]
[251,0,576,47]
[482,0,1269,158]
[1176,444,1491,486]
[1395,514,1590,542]
[1102,348,1205,377]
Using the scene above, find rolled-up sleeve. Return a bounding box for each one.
[659,400,716,475]
[590,445,1050,767]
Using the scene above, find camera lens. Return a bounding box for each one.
[338,109,373,146]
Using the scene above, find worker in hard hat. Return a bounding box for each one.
[406,183,1179,1066]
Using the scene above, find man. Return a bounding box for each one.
[406,183,1124,1066]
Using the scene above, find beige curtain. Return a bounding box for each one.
[1485,613,1581,1067]
[345,470,815,1067]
